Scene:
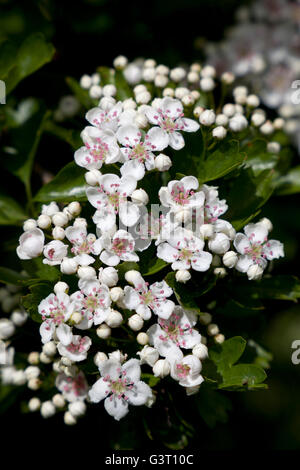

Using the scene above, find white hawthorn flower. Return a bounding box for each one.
[157,227,212,272]
[43,240,68,266]
[147,306,201,360]
[159,176,204,218]
[55,371,89,402]
[65,225,102,266]
[145,97,200,150]
[234,222,284,274]
[170,352,204,387]
[75,126,120,170]
[87,173,140,232]
[99,229,139,266]
[85,101,123,133]
[89,358,152,421]
[201,184,228,223]
[16,228,45,260]
[116,124,168,180]
[38,292,75,344]
[123,273,175,320]
[70,278,111,327]
[57,334,92,362]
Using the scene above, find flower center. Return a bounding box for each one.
[66,337,87,354]
[85,138,109,163]
[176,363,191,379]
[103,369,134,401]
[171,185,194,205]
[129,143,148,162]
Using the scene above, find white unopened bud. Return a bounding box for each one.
[155,153,172,171]
[192,343,208,360]
[251,112,266,127]
[247,264,264,280]
[11,310,28,326]
[154,74,168,88]
[28,397,41,412]
[80,74,92,89]
[69,401,86,417]
[28,377,42,390]
[108,350,127,364]
[208,233,230,254]
[91,73,100,85]
[128,314,144,331]
[124,270,142,285]
[99,267,118,287]
[162,87,175,97]
[94,352,108,367]
[133,84,147,95]
[28,351,40,365]
[96,324,111,339]
[214,267,227,278]
[42,341,57,357]
[200,109,215,126]
[52,226,65,240]
[156,64,169,75]
[77,266,96,279]
[247,94,260,108]
[200,77,215,92]
[201,65,216,78]
[191,63,201,72]
[134,112,148,129]
[123,98,136,110]
[214,333,225,344]
[54,281,69,295]
[52,212,69,227]
[212,126,227,139]
[193,106,205,118]
[273,117,284,130]
[215,114,228,126]
[110,287,124,303]
[233,86,248,97]
[191,90,200,100]
[153,359,170,378]
[136,91,151,105]
[260,120,274,135]
[69,312,82,325]
[106,309,123,328]
[207,323,219,336]
[267,141,280,154]
[174,87,189,99]
[37,214,51,229]
[52,393,65,408]
[170,67,186,82]
[23,219,37,231]
[222,103,236,117]
[136,332,149,345]
[181,94,195,107]
[13,370,27,385]
[64,411,77,425]
[234,93,247,105]
[187,71,199,83]
[175,269,191,283]
[60,257,78,275]
[124,64,142,85]
[113,55,128,70]
[142,67,156,82]
[40,352,52,364]
[131,189,149,205]
[222,251,238,268]
[102,84,116,97]
[0,318,15,340]
[25,366,40,380]
[89,85,102,99]
[199,312,212,325]
[85,169,101,186]
[229,114,248,132]
[68,202,81,217]
[258,218,273,233]
[137,345,159,367]
[199,224,214,239]
[221,72,235,84]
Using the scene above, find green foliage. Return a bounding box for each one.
[195,384,232,428]
[0,266,27,285]
[275,166,300,195]
[0,195,27,225]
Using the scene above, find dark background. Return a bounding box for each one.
[1,0,300,452]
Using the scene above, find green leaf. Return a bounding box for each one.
[44,120,82,150]
[142,258,168,276]
[220,364,267,390]
[195,385,231,428]
[275,166,300,195]
[21,281,54,323]
[21,257,60,283]
[209,336,246,374]
[233,275,300,303]
[1,33,55,94]
[224,168,274,230]
[34,162,87,203]
[197,139,245,183]
[0,266,27,285]
[242,139,278,173]
[0,195,27,225]
[66,76,95,109]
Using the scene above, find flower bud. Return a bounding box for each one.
[273,117,284,130]
[143,67,156,82]
[222,103,236,117]
[85,169,102,186]
[187,71,199,83]
[128,314,144,331]
[11,310,28,326]
[52,393,66,408]
[212,125,227,139]
[136,332,149,345]
[123,98,137,110]
[124,270,142,285]
[106,309,123,328]
[200,224,214,239]
[214,267,227,278]
[170,67,186,82]
[131,189,149,205]
[94,352,108,367]
[40,352,52,364]
[247,264,264,280]
[42,341,57,357]
[199,312,212,325]
[41,401,56,419]
[96,324,111,339]
[28,397,41,412]
[154,74,168,88]
[99,267,118,287]
[207,323,219,336]
[28,377,42,390]
[52,212,69,227]
[102,84,116,97]
[155,153,172,171]
[17,228,44,260]
[258,218,273,233]
[69,401,86,417]
[28,352,39,365]
[221,71,235,84]
[77,266,96,279]
[214,333,225,344]
[60,257,78,275]
[25,366,40,380]
[153,359,170,378]
[113,55,128,70]
[200,109,215,126]
[260,120,274,135]
[251,111,266,127]
[215,113,228,126]
[68,202,81,217]
[229,114,248,132]
[0,318,15,340]
[246,94,260,108]
[208,233,230,254]
[124,63,142,85]
[80,74,92,89]
[89,85,102,99]
[222,251,238,268]
[108,350,127,363]
[37,214,51,229]
[163,87,175,97]
[200,77,215,91]
[110,288,124,303]
[52,226,65,240]
[181,94,195,107]
[64,411,77,425]
[192,343,208,360]
[175,269,191,283]
[13,370,27,385]
[23,219,37,231]
[193,106,205,118]
[54,281,69,294]
[137,345,159,366]
[201,65,216,78]
[156,64,169,75]
[267,142,280,154]
[134,112,148,129]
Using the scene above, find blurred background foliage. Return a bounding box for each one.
[0,0,300,450]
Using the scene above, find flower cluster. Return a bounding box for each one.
[9,53,285,423]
